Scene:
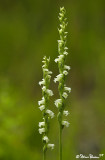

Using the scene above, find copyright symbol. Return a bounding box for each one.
[76,155,80,158]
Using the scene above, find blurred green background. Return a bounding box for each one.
[0,0,105,159]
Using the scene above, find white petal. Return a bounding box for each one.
[54,58,59,63]
[46,89,53,96]
[64,47,68,50]
[39,79,45,86]
[43,136,49,143]
[63,110,69,116]
[42,86,46,92]
[54,74,63,83]
[54,99,62,108]
[62,121,70,127]
[63,70,68,75]
[47,144,55,150]
[43,68,48,72]
[39,105,45,111]
[46,109,54,118]
[48,71,52,74]
[64,87,71,93]
[38,97,45,106]
[64,65,71,70]
[39,128,45,134]
[63,51,68,55]
[39,122,45,127]
[62,92,68,99]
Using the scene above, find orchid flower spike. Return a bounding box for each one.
[38,56,55,158]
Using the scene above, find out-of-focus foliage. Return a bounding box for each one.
[0,0,105,159]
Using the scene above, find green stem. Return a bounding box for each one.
[43,150,46,160]
[59,123,62,160]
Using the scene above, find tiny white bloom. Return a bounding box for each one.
[55,55,64,63]
[60,24,65,29]
[62,121,70,127]
[58,40,63,43]
[47,144,55,150]
[55,58,59,63]
[43,136,49,143]
[46,109,54,119]
[64,47,68,50]
[42,86,46,92]
[48,71,52,74]
[43,68,48,72]
[63,70,68,75]
[39,122,45,127]
[64,87,71,93]
[54,74,63,83]
[42,60,46,63]
[63,110,69,116]
[63,51,68,55]
[59,13,63,17]
[62,92,68,99]
[54,99,62,108]
[64,65,71,70]
[39,128,45,134]
[47,75,51,79]
[46,89,53,96]
[58,28,63,34]
[39,79,45,86]
[39,105,45,111]
[38,97,45,106]
[65,32,68,34]
[60,7,65,12]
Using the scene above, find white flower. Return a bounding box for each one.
[47,144,55,150]
[58,40,63,43]
[43,68,49,72]
[54,99,62,108]
[65,32,68,35]
[47,75,51,79]
[64,87,71,93]
[58,28,63,34]
[42,64,46,68]
[46,109,54,118]
[46,89,53,96]
[60,7,65,12]
[39,128,45,134]
[63,70,68,75]
[62,92,68,99]
[42,60,46,63]
[54,74,63,83]
[39,105,45,111]
[64,65,71,70]
[64,47,68,50]
[39,122,45,127]
[62,121,70,127]
[63,110,69,116]
[42,86,46,92]
[55,55,64,63]
[38,97,45,106]
[43,136,49,143]
[39,79,45,86]
[63,51,68,55]
[48,71,52,75]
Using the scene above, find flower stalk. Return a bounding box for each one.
[54,7,71,160]
[38,56,55,160]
